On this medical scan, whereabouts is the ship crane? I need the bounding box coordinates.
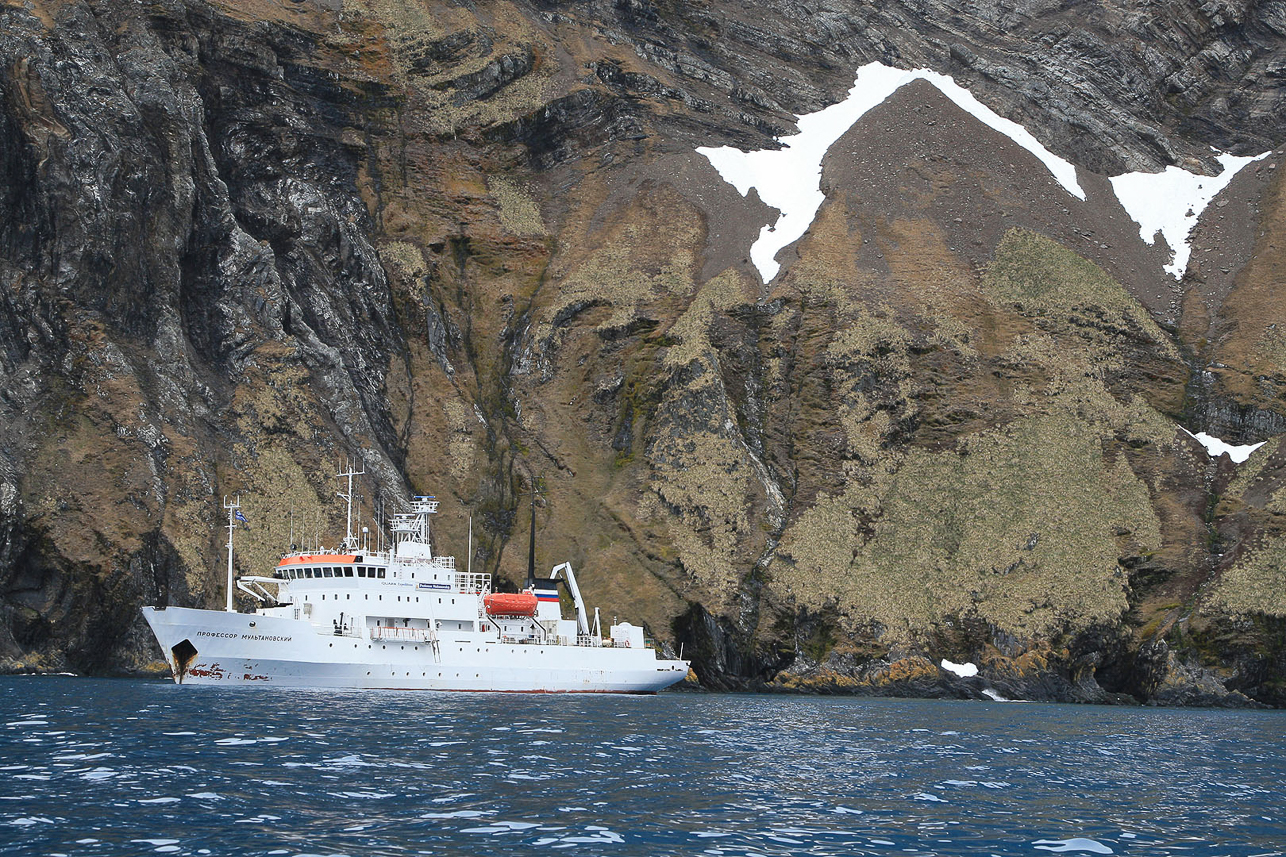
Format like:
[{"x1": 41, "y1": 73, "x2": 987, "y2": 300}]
[{"x1": 548, "y1": 562, "x2": 590, "y2": 637}]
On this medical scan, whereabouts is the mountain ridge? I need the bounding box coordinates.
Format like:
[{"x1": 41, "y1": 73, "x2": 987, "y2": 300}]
[{"x1": 0, "y1": 0, "x2": 1284, "y2": 705}]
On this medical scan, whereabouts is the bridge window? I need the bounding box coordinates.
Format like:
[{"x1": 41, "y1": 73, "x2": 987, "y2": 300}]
[
  {"x1": 357, "y1": 567, "x2": 366, "y2": 578},
  {"x1": 344, "y1": 568, "x2": 353, "y2": 577},
  {"x1": 377, "y1": 569, "x2": 385, "y2": 579}
]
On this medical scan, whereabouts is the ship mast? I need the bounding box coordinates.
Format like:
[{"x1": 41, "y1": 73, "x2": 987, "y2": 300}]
[
  {"x1": 336, "y1": 458, "x2": 365, "y2": 552},
  {"x1": 526, "y1": 480, "x2": 538, "y2": 591},
  {"x1": 223, "y1": 495, "x2": 241, "y2": 612}
]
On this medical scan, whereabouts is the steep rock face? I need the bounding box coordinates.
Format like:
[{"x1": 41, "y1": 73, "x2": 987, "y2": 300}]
[{"x1": 0, "y1": 0, "x2": 1283, "y2": 705}]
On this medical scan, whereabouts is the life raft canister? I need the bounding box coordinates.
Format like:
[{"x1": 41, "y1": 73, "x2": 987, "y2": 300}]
[{"x1": 484, "y1": 592, "x2": 539, "y2": 617}]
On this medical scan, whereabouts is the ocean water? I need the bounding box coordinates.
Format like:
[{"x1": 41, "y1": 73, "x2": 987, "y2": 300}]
[{"x1": 1, "y1": 678, "x2": 1283, "y2": 856}]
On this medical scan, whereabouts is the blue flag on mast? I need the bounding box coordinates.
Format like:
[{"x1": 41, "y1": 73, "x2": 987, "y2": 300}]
[{"x1": 235, "y1": 510, "x2": 249, "y2": 527}]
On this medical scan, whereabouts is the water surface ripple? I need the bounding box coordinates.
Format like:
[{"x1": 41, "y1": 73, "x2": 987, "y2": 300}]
[{"x1": 1, "y1": 678, "x2": 1283, "y2": 856}]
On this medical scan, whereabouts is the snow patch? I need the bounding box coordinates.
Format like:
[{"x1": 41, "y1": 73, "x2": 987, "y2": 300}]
[
  {"x1": 1110, "y1": 150, "x2": 1269, "y2": 279},
  {"x1": 940, "y1": 659, "x2": 978, "y2": 678},
  {"x1": 698, "y1": 62, "x2": 1084, "y2": 283},
  {"x1": 1180, "y1": 427, "x2": 1265, "y2": 464}
]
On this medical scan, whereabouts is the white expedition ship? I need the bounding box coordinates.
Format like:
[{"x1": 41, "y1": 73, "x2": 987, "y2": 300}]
[{"x1": 141, "y1": 475, "x2": 690, "y2": 693}]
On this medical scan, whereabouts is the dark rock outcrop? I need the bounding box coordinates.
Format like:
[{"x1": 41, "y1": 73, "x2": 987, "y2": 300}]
[{"x1": 0, "y1": 0, "x2": 1283, "y2": 706}]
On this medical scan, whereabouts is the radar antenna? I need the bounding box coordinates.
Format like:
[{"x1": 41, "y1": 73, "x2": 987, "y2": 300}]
[{"x1": 336, "y1": 457, "x2": 366, "y2": 552}]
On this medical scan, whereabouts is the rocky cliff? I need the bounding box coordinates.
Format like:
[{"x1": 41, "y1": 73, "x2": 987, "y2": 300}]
[{"x1": 1, "y1": 0, "x2": 1284, "y2": 705}]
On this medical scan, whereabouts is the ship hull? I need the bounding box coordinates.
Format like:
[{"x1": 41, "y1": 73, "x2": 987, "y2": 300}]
[{"x1": 142, "y1": 607, "x2": 689, "y2": 693}]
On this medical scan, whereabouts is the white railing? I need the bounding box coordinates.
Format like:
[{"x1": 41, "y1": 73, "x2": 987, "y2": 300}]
[
  {"x1": 369, "y1": 626, "x2": 432, "y2": 643},
  {"x1": 454, "y1": 572, "x2": 491, "y2": 593}
]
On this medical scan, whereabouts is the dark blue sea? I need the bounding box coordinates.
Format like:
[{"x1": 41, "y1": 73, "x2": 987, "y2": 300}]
[{"x1": 1, "y1": 678, "x2": 1283, "y2": 856}]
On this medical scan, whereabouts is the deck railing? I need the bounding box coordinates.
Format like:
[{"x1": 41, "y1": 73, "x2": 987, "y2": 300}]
[{"x1": 369, "y1": 626, "x2": 432, "y2": 643}]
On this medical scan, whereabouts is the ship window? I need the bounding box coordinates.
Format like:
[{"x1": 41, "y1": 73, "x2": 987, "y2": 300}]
[
  {"x1": 346, "y1": 594, "x2": 350, "y2": 600},
  {"x1": 323, "y1": 568, "x2": 333, "y2": 578},
  {"x1": 344, "y1": 568, "x2": 353, "y2": 577},
  {"x1": 377, "y1": 569, "x2": 385, "y2": 579},
  {"x1": 357, "y1": 567, "x2": 366, "y2": 578}
]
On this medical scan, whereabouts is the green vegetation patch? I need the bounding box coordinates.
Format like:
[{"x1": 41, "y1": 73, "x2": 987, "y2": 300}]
[
  {"x1": 1208, "y1": 538, "x2": 1286, "y2": 617},
  {"x1": 984, "y1": 228, "x2": 1178, "y2": 360}
]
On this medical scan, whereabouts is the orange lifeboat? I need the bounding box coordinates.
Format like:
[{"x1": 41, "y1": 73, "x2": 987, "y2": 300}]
[{"x1": 484, "y1": 592, "x2": 539, "y2": 617}]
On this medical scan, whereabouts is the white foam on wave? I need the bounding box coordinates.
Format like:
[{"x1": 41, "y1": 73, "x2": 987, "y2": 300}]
[
  {"x1": 1034, "y1": 838, "x2": 1114, "y2": 854},
  {"x1": 1110, "y1": 151, "x2": 1269, "y2": 278},
  {"x1": 911, "y1": 792, "x2": 949, "y2": 803},
  {"x1": 698, "y1": 61, "x2": 1085, "y2": 282},
  {"x1": 421, "y1": 810, "x2": 492, "y2": 819},
  {"x1": 79, "y1": 768, "x2": 116, "y2": 781},
  {"x1": 461, "y1": 820, "x2": 542, "y2": 834}
]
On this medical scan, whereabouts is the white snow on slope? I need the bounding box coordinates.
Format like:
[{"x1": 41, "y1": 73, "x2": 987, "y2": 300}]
[
  {"x1": 698, "y1": 62, "x2": 1085, "y2": 283},
  {"x1": 1110, "y1": 151, "x2": 1269, "y2": 279},
  {"x1": 1180, "y1": 426, "x2": 1265, "y2": 464},
  {"x1": 940, "y1": 659, "x2": 978, "y2": 678}
]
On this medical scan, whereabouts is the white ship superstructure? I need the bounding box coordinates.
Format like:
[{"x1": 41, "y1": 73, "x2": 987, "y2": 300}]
[{"x1": 142, "y1": 483, "x2": 689, "y2": 693}]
